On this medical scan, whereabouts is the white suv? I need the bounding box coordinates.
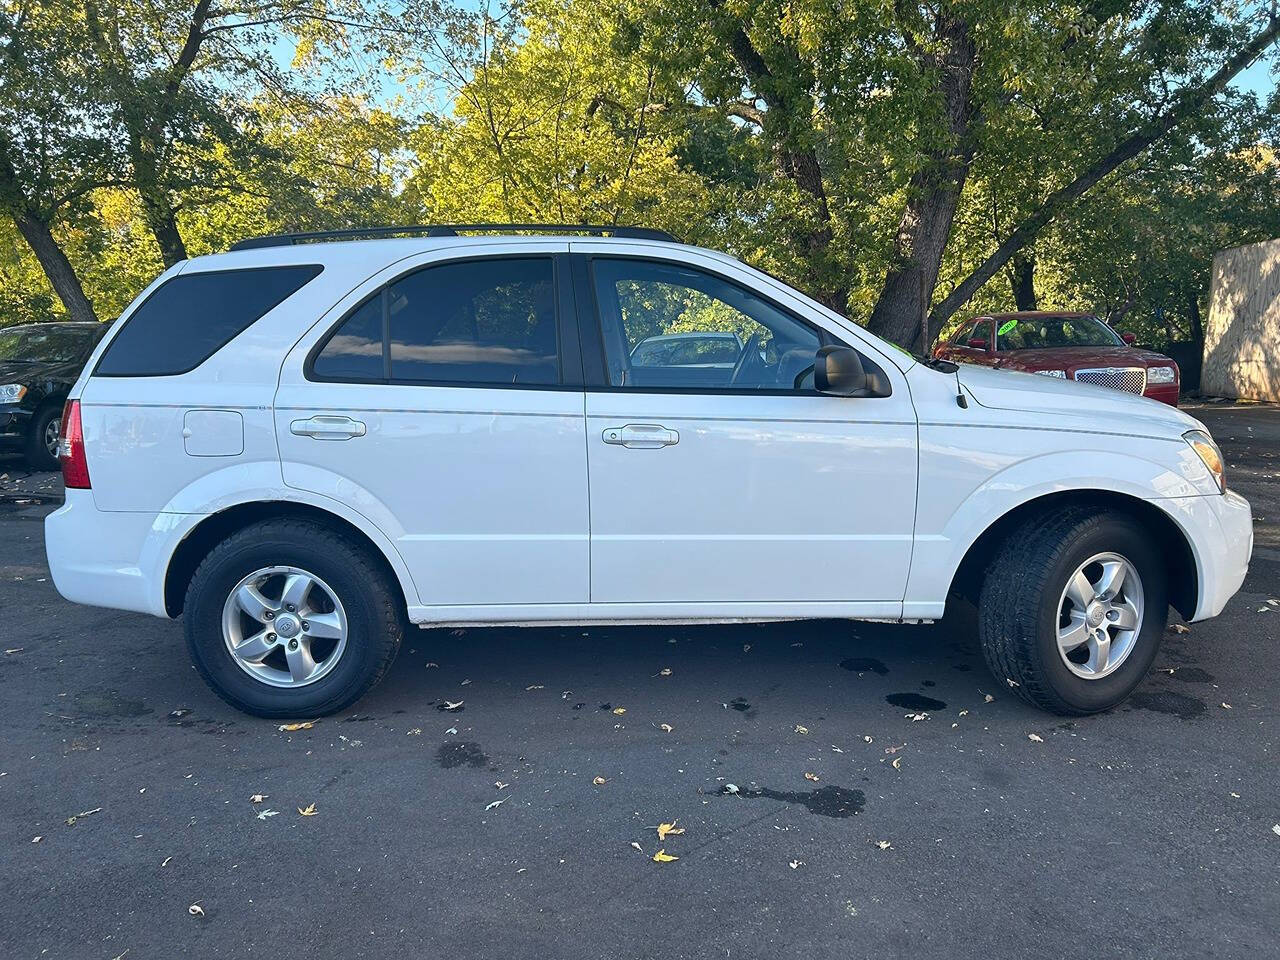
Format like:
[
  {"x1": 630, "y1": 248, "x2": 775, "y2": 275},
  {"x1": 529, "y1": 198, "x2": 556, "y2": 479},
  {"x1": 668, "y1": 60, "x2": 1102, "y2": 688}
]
[{"x1": 45, "y1": 225, "x2": 1252, "y2": 718}]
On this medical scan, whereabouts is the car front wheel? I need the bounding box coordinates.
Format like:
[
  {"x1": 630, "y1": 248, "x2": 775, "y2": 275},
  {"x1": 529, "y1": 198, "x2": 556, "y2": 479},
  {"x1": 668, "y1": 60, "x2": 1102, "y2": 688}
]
[
  {"x1": 24, "y1": 404, "x2": 62, "y2": 471},
  {"x1": 184, "y1": 519, "x2": 404, "y2": 718},
  {"x1": 978, "y1": 507, "x2": 1168, "y2": 715}
]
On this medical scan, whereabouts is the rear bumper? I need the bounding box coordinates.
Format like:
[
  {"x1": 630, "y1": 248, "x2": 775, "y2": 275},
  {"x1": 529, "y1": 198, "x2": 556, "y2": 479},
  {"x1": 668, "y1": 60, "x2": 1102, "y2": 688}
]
[
  {"x1": 1157, "y1": 490, "x2": 1253, "y2": 621},
  {"x1": 45, "y1": 490, "x2": 182, "y2": 618}
]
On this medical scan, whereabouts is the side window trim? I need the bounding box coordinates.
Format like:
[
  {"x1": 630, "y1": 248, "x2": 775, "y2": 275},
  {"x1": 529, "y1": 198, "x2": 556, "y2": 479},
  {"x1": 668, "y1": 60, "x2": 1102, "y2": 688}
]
[
  {"x1": 305, "y1": 253, "x2": 582, "y2": 391},
  {"x1": 572, "y1": 253, "x2": 875, "y2": 397}
]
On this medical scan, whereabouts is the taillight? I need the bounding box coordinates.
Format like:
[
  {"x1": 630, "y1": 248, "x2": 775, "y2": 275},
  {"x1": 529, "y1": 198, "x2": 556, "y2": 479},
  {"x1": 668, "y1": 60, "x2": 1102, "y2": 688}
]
[{"x1": 59, "y1": 399, "x2": 91, "y2": 489}]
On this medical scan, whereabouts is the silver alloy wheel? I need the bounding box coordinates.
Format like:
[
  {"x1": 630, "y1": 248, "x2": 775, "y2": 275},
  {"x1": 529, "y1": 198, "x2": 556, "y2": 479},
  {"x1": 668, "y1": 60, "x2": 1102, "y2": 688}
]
[
  {"x1": 221, "y1": 565, "x2": 348, "y2": 688},
  {"x1": 44, "y1": 417, "x2": 61, "y2": 458},
  {"x1": 1055, "y1": 551, "x2": 1144, "y2": 680}
]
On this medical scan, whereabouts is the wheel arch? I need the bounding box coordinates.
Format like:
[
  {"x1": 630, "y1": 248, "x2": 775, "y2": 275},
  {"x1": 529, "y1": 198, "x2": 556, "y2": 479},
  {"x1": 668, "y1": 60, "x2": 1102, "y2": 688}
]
[
  {"x1": 164, "y1": 500, "x2": 411, "y2": 618},
  {"x1": 946, "y1": 489, "x2": 1199, "y2": 620}
]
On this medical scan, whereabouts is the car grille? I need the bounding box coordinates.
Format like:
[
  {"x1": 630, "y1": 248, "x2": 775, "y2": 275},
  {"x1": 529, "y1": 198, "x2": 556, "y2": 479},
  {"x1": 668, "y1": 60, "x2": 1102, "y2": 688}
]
[{"x1": 1073, "y1": 366, "x2": 1147, "y2": 395}]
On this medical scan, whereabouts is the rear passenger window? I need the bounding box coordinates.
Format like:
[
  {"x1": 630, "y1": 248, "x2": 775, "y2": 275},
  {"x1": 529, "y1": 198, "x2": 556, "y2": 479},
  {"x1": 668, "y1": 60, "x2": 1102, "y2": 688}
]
[
  {"x1": 311, "y1": 258, "x2": 559, "y2": 386},
  {"x1": 96, "y1": 265, "x2": 323, "y2": 376}
]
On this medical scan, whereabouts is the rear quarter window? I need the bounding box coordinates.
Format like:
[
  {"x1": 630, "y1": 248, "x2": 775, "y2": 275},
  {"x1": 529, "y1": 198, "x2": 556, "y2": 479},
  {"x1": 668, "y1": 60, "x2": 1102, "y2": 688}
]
[{"x1": 95, "y1": 264, "x2": 323, "y2": 377}]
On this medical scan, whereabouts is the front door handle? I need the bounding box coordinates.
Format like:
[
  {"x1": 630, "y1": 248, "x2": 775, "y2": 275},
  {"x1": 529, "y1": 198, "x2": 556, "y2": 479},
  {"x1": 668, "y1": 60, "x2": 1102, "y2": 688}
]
[
  {"x1": 602, "y1": 424, "x2": 679, "y2": 449},
  {"x1": 290, "y1": 415, "x2": 366, "y2": 440}
]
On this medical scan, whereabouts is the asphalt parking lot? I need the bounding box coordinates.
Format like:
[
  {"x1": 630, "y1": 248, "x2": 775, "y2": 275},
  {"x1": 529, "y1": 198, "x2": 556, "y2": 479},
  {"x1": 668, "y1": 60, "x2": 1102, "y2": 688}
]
[{"x1": 1, "y1": 401, "x2": 1276, "y2": 960}]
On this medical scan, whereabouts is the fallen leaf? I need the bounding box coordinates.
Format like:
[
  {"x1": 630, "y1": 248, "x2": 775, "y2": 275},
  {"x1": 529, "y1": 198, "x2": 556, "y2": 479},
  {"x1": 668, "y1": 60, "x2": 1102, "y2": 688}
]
[
  {"x1": 892, "y1": 756, "x2": 902, "y2": 770},
  {"x1": 592, "y1": 776, "x2": 608, "y2": 786},
  {"x1": 630, "y1": 842, "x2": 643, "y2": 853},
  {"x1": 657, "y1": 820, "x2": 685, "y2": 840},
  {"x1": 958, "y1": 710, "x2": 969, "y2": 717},
  {"x1": 1028, "y1": 733, "x2": 1044, "y2": 743},
  {"x1": 658, "y1": 668, "x2": 672, "y2": 677},
  {"x1": 161, "y1": 856, "x2": 172, "y2": 867},
  {"x1": 1272, "y1": 824, "x2": 1280, "y2": 837},
  {"x1": 445, "y1": 726, "x2": 458, "y2": 735},
  {"x1": 442, "y1": 700, "x2": 464, "y2": 711},
  {"x1": 31, "y1": 836, "x2": 41, "y2": 843},
  {"x1": 659, "y1": 723, "x2": 674, "y2": 733},
  {"x1": 612, "y1": 707, "x2": 626, "y2": 715},
  {"x1": 256, "y1": 809, "x2": 279, "y2": 820},
  {"x1": 495, "y1": 781, "x2": 509, "y2": 790},
  {"x1": 876, "y1": 840, "x2": 891, "y2": 850},
  {"x1": 722, "y1": 783, "x2": 740, "y2": 795},
  {"x1": 1005, "y1": 678, "x2": 1020, "y2": 688},
  {"x1": 804, "y1": 772, "x2": 820, "y2": 782},
  {"x1": 789, "y1": 859, "x2": 802, "y2": 869},
  {"x1": 188, "y1": 903, "x2": 204, "y2": 917},
  {"x1": 297, "y1": 804, "x2": 318, "y2": 817},
  {"x1": 250, "y1": 794, "x2": 268, "y2": 803},
  {"x1": 65, "y1": 807, "x2": 102, "y2": 826},
  {"x1": 525, "y1": 684, "x2": 544, "y2": 691},
  {"x1": 794, "y1": 724, "x2": 809, "y2": 735},
  {"x1": 277, "y1": 721, "x2": 314, "y2": 732},
  {"x1": 425, "y1": 662, "x2": 439, "y2": 668},
  {"x1": 742, "y1": 644, "x2": 751, "y2": 653},
  {"x1": 1168, "y1": 623, "x2": 1190, "y2": 634},
  {"x1": 4, "y1": 648, "x2": 22, "y2": 655},
  {"x1": 983, "y1": 694, "x2": 995, "y2": 703},
  {"x1": 863, "y1": 736, "x2": 873, "y2": 743},
  {"x1": 906, "y1": 712, "x2": 928, "y2": 721},
  {"x1": 485, "y1": 798, "x2": 507, "y2": 812},
  {"x1": 406, "y1": 728, "x2": 422, "y2": 736},
  {"x1": 1221, "y1": 702, "x2": 1232, "y2": 710},
  {"x1": 652, "y1": 849, "x2": 679, "y2": 863}
]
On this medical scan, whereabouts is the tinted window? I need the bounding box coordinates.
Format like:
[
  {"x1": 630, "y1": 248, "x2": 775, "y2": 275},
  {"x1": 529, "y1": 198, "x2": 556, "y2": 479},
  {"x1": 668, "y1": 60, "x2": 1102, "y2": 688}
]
[
  {"x1": 96, "y1": 265, "x2": 322, "y2": 376},
  {"x1": 591, "y1": 258, "x2": 821, "y2": 391},
  {"x1": 0, "y1": 325, "x2": 99, "y2": 364},
  {"x1": 388, "y1": 258, "x2": 557, "y2": 385},
  {"x1": 311, "y1": 295, "x2": 384, "y2": 380}
]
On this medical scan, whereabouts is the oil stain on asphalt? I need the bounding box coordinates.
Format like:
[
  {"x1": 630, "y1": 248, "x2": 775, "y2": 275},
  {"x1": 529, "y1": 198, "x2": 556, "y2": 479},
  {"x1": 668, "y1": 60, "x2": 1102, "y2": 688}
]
[
  {"x1": 1128, "y1": 690, "x2": 1206, "y2": 719},
  {"x1": 436, "y1": 741, "x2": 489, "y2": 768},
  {"x1": 734, "y1": 784, "x2": 867, "y2": 818},
  {"x1": 840, "y1": 657, "x2": 888, "y2": 675},
  {"x1": 885, "y1": 692, "x2": 947, "y2": 711}
]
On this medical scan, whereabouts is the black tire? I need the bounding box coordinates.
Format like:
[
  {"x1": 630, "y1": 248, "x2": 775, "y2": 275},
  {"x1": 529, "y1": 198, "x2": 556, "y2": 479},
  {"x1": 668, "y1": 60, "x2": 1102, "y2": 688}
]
[
  {"x1": 978, "y1": 507, "x2": 1168, "y2": 715},
  {"x1": 184, "y1": 519, "x2": 404, "y2": 718},
  {"x1": 24, "y1": 403, "x2": 62, "y2": 471}
]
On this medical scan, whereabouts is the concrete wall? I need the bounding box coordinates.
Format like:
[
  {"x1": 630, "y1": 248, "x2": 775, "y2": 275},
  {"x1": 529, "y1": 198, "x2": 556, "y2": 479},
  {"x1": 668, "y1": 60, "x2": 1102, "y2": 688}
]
[{"x1": 1202, "y1": 238, "x2": 1280, "y2": 401}]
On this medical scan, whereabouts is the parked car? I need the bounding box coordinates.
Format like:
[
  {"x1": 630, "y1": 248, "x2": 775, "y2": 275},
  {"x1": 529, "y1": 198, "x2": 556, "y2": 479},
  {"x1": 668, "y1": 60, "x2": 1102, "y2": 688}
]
[
  {"x1": 45, "y1": 226, "x2": 1251, "y2": 719},
  {"x1": 0, "y1": 322, "x2": 107, "y2": 469},
  {"x1": 934, "y1": 311, "x2": 1181, "y2": 406}
]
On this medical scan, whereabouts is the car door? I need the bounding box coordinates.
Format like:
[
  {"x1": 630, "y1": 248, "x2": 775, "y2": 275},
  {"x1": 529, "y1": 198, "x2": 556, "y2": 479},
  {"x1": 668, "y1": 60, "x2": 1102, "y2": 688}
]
[
  {"x1": 275, "y1": 245, "x2": 590, "y2": 609},
  {"x1": 571, "y1": 247, "x2": 918, "y2": 614}
]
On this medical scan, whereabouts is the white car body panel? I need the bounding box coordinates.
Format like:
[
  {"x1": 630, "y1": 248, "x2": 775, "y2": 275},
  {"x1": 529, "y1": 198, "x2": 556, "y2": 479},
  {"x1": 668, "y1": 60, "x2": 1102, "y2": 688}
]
[{"x1": 46, "y1": 234, "x2": 1252, "y2": 634}]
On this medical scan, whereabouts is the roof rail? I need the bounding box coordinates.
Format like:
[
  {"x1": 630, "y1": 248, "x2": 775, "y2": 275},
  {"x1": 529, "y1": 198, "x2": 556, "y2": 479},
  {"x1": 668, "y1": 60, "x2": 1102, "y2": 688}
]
[{"x1": 228, "y1": 223, "x2": 678, "y2": 251}]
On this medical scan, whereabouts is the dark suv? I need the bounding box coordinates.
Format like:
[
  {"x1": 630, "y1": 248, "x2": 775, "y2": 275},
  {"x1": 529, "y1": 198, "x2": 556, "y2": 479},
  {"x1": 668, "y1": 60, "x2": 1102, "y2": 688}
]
[{"x1": 0, "y1": 322, "x2": 106, "y2": 469}]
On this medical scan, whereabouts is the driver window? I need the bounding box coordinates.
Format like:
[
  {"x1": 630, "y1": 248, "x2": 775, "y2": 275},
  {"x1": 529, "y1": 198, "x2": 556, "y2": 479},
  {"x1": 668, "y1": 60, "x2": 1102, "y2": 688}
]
[{"x1": 590, "y1": 258, "x2": 822, "y2": 391}]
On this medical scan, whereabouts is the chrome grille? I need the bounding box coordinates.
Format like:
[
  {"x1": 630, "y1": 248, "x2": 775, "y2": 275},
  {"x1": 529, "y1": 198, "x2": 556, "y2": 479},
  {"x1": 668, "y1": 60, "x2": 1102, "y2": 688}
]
[{"x1": 1073, "y1": 366, "x2": 1146, "y2": 394}]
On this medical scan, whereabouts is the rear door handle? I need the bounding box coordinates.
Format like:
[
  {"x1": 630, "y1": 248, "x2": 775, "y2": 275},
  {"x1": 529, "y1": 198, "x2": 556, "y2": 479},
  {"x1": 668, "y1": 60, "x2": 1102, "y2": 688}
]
[
  {"x1": 602, "y1": 424, "x2": 679, "y2": 449},
  {"x1": 290, "y1": 415, "x2": 366, "y2": 440}
]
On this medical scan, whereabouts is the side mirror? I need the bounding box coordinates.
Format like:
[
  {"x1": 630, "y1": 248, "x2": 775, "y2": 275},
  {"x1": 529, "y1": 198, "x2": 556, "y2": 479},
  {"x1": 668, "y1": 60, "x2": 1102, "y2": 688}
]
[
  {"x1": 1120, "y1": 332, "x2": 1137, "y2": 345},
  {"x1": 815, "y1": 345, "x2": 868, "y2": 397},
  {"x1": 967, "y1": 337, "x2": 990, "y2": 350}
]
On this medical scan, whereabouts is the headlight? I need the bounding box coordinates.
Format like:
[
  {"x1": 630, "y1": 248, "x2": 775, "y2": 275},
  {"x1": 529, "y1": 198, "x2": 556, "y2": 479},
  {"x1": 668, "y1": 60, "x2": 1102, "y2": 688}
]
[
  {"x1": 1184, "y1": 429, "x2": 1225, "y2": 494},
  {"x1": 0, "y1": 384, "x2": 27, "y2": 403},
  {"x1": 1147, "y1": 366, "x2": 1177, "y2": 384},
  {"x1": 1035, "y1": 369, "x2": 1067, "y2": 379}
]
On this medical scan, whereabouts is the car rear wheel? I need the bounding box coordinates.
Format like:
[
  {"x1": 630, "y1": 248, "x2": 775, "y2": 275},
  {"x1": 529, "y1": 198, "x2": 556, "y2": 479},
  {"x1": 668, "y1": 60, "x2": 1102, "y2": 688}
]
[
  {"x1": 978, "y1": 507, "x2": 1168, "y2": 715},
  {"x1": 184, "y1": 519, "x2": 403, "y2": 718},
  {"x1": 24, "y1": 404, "x2": 62, "y2": 471}
]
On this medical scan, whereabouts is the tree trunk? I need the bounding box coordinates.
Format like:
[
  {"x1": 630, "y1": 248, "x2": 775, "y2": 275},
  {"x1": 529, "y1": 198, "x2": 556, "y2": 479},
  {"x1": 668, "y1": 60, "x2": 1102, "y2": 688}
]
[
  {"x1": 1186, "y1": 289, "x2": 1203, "y2": 349},
  {"x1": 927, "y1": 14, "x2": 1280, "y2": 338},
  {"x1": 132, "y1": 142, "x2": 187, "y2": 266},
  {"x1": 12, "y1": 213, "x2": 98, "y2": 324},
  {"x1": 1010, "y1": 254, "x2": 1037, "y2": 310},
  {"x1": 865, "y1": 8, "x2": 977, "y2": 352}
]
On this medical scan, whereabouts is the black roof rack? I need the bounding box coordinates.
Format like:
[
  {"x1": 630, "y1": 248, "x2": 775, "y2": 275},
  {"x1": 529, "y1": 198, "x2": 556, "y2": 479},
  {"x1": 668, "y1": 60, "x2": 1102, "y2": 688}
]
[{"x1": 229, "y1": 223, "x2": 677, "y2": 251}]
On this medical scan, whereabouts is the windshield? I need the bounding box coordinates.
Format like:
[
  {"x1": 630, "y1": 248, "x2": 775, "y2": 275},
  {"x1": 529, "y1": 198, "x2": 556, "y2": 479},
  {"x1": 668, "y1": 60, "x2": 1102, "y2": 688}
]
[
  {"x1": 0, "y1": 325, "x2": 96, "y2": 364},
  {"x1": 996, "y1": 314, "x2": 1123, "y2": 351}
]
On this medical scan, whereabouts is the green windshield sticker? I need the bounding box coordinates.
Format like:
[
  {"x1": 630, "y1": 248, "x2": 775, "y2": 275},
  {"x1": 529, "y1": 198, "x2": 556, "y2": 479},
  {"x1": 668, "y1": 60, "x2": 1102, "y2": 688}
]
[{"x1": 997, "y1": 319, "x2": 1018, "y2": 336}]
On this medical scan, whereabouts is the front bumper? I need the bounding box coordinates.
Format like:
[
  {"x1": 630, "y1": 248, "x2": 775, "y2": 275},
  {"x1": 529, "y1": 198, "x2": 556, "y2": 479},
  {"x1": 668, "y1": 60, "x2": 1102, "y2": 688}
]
[
  {"x1": 1157, "y1": 490, "x2": 1253, "y2": 621},
  {"x1": 0, "y1": 408, "x2": 32, "y2": 447},
  {"x1": 1142, "y1": 382, "x2": 1180, "y2": 407}
]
